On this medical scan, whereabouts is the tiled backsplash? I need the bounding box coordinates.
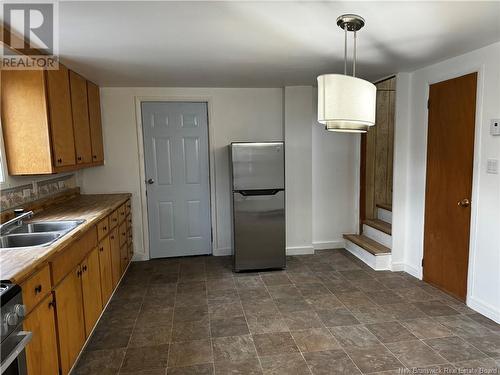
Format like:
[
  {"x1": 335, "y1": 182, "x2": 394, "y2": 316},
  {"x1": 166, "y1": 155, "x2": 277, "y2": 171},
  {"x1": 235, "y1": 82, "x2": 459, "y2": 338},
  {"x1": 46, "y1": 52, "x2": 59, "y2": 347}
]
[{"x1": 0, "y1": 174, "x2": 77, "y2": 211}]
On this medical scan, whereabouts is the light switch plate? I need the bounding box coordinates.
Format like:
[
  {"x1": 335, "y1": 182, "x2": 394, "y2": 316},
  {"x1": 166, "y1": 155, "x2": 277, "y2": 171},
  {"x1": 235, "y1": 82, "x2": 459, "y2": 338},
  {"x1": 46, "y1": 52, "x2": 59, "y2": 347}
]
[
  {"x1": 487, "y1": 159, "x2": 498, "y2": 174},
  {"x1": 491, "y1": 119, "x2": 500, "y2": 136}
]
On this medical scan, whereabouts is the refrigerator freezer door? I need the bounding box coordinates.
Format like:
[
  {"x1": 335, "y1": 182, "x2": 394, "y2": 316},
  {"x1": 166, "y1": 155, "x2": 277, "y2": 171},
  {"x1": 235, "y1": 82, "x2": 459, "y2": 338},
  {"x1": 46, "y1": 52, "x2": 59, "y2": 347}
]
[
  {"x1": 231, "y1": 142, "x2": 284, "y2": 190},
  {"x1": 233, "y1": 190, "x2": 285, "y2": 271}
]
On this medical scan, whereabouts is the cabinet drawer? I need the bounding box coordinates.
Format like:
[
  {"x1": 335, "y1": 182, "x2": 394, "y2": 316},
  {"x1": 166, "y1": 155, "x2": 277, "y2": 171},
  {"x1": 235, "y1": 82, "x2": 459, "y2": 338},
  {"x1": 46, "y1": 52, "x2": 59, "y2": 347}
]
[
  {"x1": 22, "y1": 265, "x2": 51, "y2": 314},
  {"x1": 119, "y1": 222, "x2": 127, "y2": 247},
  {"x1": 125, "y1": 199, "x2": 131, "y2": 215},
  {"x1": 109, "y1": 210, "x2": 119, "y2": 229},
  {"x1": 118, "y1": 204, "x2": 126, "y2": 223},
  {"x1": 97, "y1": 217, "x2": 109, "y2": 241},
  {"x1": 51, "y1": 227, "x2": 97, "y2": 285}
]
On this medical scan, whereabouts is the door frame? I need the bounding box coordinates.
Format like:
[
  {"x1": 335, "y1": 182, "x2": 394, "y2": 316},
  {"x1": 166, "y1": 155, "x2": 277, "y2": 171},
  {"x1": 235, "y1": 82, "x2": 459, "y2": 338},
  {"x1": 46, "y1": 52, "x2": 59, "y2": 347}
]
[
  {"x1": 134, "y1": 96, "x2": 217, "y2": 260},
  {"x1": 422, "y1": 66, "x2": 484, "y2": 304}
]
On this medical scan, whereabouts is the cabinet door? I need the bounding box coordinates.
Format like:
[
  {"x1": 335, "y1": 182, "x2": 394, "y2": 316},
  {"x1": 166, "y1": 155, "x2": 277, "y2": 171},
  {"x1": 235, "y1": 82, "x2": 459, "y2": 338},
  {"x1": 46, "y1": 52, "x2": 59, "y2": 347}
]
[
  {"x1": 81, "y1": 247, "x2": 103, "y2": 337},
  {"x1": 109, "y1": 227, "x2": 121, "y2": 288},
  {"x1": 24, "y1": 294, "x2": 59, "y2": 375},
  {"x1": 98, "y1": 236, "x2": 113, "y2": 304},
  {"x1": 87, "y1": 81, "x2": 104, "y2": 163},
  {"x1": 46, "y1": 64, "x2": 76, "y2": 167},
  {"x1": 54, "y1": 266, "x2": 85, "y2": 375},
  {"x1": 69, "y1": 70, "x2": 92, "y2": 164},
  {"x1": 120, "y1": 244, "x2": 128, "y2": 275}
]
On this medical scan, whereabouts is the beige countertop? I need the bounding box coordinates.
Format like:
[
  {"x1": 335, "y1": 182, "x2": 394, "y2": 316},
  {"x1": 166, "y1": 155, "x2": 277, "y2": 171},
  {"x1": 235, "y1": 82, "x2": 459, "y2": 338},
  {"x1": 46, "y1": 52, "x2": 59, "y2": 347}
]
[{"x1": 0, "y1": 193, "x2": 131, "y2": 284}]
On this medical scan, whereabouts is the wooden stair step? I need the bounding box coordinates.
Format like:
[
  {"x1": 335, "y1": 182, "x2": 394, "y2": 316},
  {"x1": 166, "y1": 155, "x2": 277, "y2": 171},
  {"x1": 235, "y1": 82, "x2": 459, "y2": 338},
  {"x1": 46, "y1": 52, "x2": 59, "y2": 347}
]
[
  {"x1": 363, "y1": 219, "x2": 392, "y2": 235},
  {"x1": 376, "y1": 202, "x2": 392, "y2": 212},
  {"x1": 343, "y1": 234, "x2": 391, "y2": 256}
]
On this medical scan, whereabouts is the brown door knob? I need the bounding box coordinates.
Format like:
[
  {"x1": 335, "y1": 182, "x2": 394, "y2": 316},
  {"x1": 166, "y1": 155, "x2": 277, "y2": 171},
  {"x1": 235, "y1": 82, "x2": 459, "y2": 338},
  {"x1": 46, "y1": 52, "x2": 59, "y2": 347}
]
[{"x1": 458, "y1": 198, "x2": 470, "y2": 208}]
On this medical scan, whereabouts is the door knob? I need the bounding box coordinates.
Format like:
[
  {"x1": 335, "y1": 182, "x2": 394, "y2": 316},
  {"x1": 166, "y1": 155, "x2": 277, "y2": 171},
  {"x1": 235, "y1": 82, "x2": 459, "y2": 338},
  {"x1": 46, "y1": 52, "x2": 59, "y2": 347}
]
[
  {"x1": 147, "y1": 178, "x2": 155, "y2": 184},
  {"x1": 458, "y1": 198, "x2": 470, "y2": 208}
]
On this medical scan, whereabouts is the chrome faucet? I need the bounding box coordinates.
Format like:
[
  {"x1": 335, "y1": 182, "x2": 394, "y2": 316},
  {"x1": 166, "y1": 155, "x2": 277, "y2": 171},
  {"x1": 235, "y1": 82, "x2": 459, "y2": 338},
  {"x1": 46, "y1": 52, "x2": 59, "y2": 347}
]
[{"x1": 0, "y1": 210, "x2": 34, "y2": 235}]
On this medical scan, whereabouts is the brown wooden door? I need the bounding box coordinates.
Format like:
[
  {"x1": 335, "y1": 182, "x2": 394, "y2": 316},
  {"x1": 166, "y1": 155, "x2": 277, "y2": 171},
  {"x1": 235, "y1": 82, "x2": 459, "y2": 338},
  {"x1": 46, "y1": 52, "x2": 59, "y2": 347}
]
[
  {"x1": 423, "y1": 72, "x2": 477, "y2": 301},
  {"x1": 54, "y1": 266, "x2": 85, "y2": 375},
  {"x1": 109, "y1": 227, "x2": 122, "y2": 288},
  {"x1": 87, "y1": 81, "x2": 105, "y2": 163},
  {"x1": 81, "y1": 247, "x2": 103, "y2": 336},
  {"x1": 24, "y1": 294, "x2": 59, "y2": 375},
  {"x1": 46, "y1": 64, "x2": 76, "y2": 167},
  {"x1": 98, "y1": 236, "x2": 113, "y2": 304},
  {"x1": 69, "y1": 70, "x2": 92, "y2": 164}
]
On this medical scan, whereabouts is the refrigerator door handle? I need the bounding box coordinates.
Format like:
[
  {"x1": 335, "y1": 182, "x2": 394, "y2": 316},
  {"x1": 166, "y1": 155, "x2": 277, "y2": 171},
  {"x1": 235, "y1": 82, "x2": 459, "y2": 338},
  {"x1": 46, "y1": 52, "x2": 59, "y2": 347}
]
[{"x1": 237, "y1": 189, "x2": 282, "y2": 197}]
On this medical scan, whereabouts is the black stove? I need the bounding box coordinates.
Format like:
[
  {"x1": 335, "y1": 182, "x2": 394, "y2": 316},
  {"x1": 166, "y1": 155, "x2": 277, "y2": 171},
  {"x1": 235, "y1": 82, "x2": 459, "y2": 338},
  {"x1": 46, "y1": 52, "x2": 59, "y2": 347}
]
[{"x1": 0, "y1": 281, "x2": 30, "y2": 375}]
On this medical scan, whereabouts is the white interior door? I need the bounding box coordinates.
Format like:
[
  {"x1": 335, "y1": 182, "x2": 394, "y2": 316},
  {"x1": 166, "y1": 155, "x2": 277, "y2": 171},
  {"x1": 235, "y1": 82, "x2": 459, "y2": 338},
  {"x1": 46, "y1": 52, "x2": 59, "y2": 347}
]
[{"x1": 142, "y1": 102, "x2": 211, "y2": 258}]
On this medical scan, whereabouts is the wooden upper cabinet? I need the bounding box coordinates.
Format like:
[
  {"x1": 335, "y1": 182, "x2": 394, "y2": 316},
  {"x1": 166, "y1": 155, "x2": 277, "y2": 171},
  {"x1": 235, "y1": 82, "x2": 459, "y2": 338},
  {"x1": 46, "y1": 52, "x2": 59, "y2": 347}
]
[
  {"x1": 69, "y1": 71, "x2": 92, "y2": 164},
  {"x1": 87, "y1": 81, "x2": 105, "y2": 163},
  {"x1": 46, "y1": 65, "x2": 76, "y2": 167},
  {"x1": 1, "y1": 70, "x2": 53, "y2": 174},
  {"x1": 0, "y1": 66, "x2": 105, "y2": 174}
]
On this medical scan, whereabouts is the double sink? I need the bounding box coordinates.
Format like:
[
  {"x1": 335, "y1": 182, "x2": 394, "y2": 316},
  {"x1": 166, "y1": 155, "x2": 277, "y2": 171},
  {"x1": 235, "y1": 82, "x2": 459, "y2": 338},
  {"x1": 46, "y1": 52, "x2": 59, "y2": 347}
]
[{"x1": 0, "y1": 220, "x2": 85, "y2": 249}]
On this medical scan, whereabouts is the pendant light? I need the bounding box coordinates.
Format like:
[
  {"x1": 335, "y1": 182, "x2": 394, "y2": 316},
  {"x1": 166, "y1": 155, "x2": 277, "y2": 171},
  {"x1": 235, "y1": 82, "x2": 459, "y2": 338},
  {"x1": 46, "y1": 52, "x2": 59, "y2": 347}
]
[{"x1": 317, "y1": 14, "x2": 376, "y2": 133}]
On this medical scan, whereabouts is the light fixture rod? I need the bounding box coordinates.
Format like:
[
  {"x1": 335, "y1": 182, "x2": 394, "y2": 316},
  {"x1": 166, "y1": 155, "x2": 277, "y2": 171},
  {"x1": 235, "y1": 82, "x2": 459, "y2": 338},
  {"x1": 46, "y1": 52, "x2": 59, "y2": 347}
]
[
  {"x1": 353, "y1": 30, "x2": 357, "y2": 77},
  {"x1": 344, "y1": 25, "x2": 348, "y2": 75}
]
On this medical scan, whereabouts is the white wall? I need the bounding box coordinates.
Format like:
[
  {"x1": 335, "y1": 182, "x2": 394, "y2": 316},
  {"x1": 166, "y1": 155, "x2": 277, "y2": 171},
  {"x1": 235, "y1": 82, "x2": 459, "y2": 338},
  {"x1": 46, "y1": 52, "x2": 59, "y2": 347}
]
[
  {"x1": 79, "y1": 87, "x2": 284, "y2": 258},
  {"x1": 393, "y1": 42, "x2": 500, "y2": 322},
  {"x1": 312, "y1": 92, "x2": 359, "y2": 249},
  {"x1": 284, "y1": 87, "x2": 313, "y2": 254}
]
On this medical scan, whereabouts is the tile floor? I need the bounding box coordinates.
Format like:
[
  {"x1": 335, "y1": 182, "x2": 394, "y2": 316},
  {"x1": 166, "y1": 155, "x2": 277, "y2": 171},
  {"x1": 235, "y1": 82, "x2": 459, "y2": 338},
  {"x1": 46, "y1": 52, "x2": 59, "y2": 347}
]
[{"x1": 74, "y1": 249, "x2": 500, "y2": 375}]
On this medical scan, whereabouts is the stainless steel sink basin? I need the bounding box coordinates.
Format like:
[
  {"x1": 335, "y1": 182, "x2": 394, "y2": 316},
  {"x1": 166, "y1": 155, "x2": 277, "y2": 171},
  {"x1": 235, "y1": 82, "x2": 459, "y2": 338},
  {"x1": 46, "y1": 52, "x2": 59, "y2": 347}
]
[
  {"x1": 0, "y1": 233, "x2": 61, "y2": 248},
  {"x1": 8, "y1": 220, "x2": 85, "y2": 234}
]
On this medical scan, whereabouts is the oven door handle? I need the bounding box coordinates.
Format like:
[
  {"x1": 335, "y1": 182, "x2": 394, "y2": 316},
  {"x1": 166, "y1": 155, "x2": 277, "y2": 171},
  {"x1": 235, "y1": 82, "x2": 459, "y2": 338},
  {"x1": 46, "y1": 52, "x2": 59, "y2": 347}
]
[{"x1": 0, "y1": 331, "x2": 32, "y2": 374}]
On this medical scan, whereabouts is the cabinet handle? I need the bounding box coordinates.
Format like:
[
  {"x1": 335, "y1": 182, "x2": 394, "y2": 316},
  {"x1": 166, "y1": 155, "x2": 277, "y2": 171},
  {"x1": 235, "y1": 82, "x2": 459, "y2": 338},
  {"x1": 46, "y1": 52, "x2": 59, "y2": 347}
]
[
  {"x1": 77, "y1": 270, "x2": 82, "y2": 277},
  {"x1": 77, "y1": 156, "x2": 82, "y2": 161},
  {"x1": 93, "y1": 155, "x2": 97, "y2": 159},
  {"x1": 103, "y1": 226, "x2": 107, "y2": 231},
  {"x1": 110, "y1": 235, "x2": 114, "y2": 240},
  {"x1": 82, "y1": 265, "x2": 88, "y2": 272},
  {"x1": 99, "y1": 246, "x2": 104, "y2": 252},
  {"x1": 48, "y1": 299, "x2": 56, "y2": 309},
  {"x1": 57, "y1": 158, "x2": 62, "y2": 164},
  {"x1": 113, "y1": 218, "x2": 117, "y2": 222},
  {"x1": 34, "y1": 285, "x2": 42, "y2": 294}
]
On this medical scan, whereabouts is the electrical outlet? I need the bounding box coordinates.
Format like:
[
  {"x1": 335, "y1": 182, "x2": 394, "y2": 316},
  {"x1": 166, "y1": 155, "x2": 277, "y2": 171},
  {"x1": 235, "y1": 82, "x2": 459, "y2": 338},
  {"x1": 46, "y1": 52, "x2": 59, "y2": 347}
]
[
  {"x1": 491, "y1": 119, "x2": 500, "y2": 136},
  {"x1": 487, "y1": 159, "x2": 498, "y2": 174}
]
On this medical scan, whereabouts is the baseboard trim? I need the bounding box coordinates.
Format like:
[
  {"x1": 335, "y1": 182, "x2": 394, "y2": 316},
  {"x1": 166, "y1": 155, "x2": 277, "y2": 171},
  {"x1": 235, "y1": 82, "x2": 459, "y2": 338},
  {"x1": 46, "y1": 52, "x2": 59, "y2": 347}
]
[
  {"x1": 313, "y1": 240, "x2": 345, "y2": 250},
  {"x1": 403, "y1": 263, "x2": 423, "y2": 279},
  {"x1": 286, "y1": 246, "x2": 315, "y2": 255},
  {"x1": 467, "y1": 297, "x2": 500, "y2": 324},
  {"x1": 213, "y1": 247, "x2": 232, "y2": 256},
  {"x1": 390, "y1": 262, "x2": 405, "y2": 272}
]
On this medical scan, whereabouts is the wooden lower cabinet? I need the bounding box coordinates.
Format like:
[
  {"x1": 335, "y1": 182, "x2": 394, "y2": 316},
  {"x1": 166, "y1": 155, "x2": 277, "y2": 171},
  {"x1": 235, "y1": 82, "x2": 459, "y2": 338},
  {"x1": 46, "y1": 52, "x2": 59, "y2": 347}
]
[
  {"x1": 109, "y1": 227, "x2": 122, "y2": 288},
  {"x1": 98, "y1": 236, "x2": 113, "y2": 304},
  {"x1": 81, "y1": 247, "x2": 103, "y2": 337},
  {"x1": 120, "y1": 244, "x2": 128, "y2": 274},
  {"x1": 54, "y1": 266, "x2": 86, "y2": 375},
  {"x1": 23, "y1": 294, "x2": 59, "y2": 375}
]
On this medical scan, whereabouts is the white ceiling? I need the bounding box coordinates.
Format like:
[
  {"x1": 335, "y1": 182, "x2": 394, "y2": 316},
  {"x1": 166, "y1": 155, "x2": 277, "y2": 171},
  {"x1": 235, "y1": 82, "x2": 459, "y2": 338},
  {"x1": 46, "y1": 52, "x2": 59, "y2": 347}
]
[{"x1": 56, "y1": 1, "x2": 500, "y2": 87}]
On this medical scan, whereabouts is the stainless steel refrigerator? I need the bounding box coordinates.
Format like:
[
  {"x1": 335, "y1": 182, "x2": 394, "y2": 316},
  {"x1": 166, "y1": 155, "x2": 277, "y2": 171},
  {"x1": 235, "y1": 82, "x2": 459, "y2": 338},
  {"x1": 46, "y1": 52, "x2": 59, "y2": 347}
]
[{"x1": 230, "y1": 142, "x2": 286, "y2": 271}]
